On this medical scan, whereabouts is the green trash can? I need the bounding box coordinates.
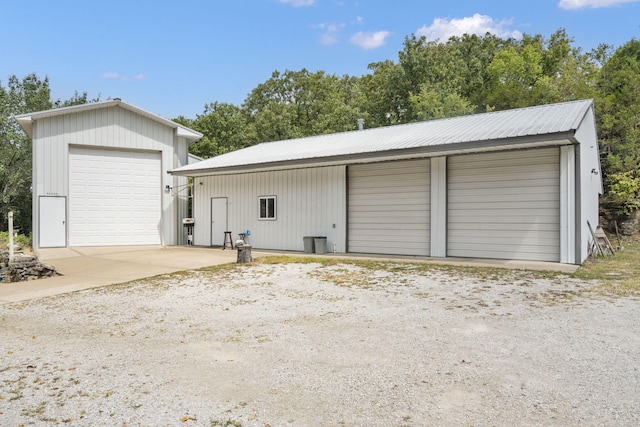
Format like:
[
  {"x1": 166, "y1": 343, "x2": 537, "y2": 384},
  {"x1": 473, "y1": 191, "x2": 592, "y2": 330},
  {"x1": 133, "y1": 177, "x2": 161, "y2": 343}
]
[{"x1": 303, "y1": 236, "x2": 315, "y2": 254}]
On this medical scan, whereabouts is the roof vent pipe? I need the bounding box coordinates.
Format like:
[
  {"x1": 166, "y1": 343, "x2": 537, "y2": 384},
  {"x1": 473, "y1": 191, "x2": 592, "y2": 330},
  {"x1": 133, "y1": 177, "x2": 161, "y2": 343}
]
[{"x1": 357, "y1": 118, "x2": 365, "y2": 131}]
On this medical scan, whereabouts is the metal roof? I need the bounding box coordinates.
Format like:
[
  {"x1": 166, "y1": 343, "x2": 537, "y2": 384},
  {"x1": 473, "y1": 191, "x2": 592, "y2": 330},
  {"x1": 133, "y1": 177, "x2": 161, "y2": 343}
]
[
  {"x1": 14, "y1": 99, "x2": 203, "y2": 141},
  {"x1": 170, "y1": 99, "x2": 594, "y2": 177}
]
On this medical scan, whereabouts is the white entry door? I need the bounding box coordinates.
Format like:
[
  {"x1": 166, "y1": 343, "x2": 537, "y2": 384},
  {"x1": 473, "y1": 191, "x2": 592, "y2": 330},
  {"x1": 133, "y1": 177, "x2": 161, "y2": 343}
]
[
  {"x1": 211, "y1": 197, "x2": 228, "y2": 246},
  {"x1": 39, "y1": 196, "x2": 67, "y2": 248}
]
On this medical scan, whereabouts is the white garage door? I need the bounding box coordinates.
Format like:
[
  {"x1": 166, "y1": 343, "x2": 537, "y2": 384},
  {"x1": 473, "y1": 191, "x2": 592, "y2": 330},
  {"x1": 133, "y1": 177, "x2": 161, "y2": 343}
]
[
  {"x1": 69, "y1": 147, "x2": 162, "y2": 246},
  {"x1": 448, "y1": 148, "x2": 560, "y2": 262},
  {"x1": 348, "y1": 159, "x2": 430, "y2": 256}
]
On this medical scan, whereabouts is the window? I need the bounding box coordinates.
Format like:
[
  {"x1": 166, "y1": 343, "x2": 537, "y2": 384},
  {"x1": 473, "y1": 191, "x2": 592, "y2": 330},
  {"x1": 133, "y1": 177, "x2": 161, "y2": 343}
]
[{"x1": 259, "y1": 196, "x2": 276, "y2": 220}]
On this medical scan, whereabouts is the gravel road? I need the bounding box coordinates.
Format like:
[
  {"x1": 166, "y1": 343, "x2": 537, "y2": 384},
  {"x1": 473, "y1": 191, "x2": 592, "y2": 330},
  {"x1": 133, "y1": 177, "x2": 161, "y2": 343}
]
[{"x1": 1, "y1": 261, "x2": 638, "y2": 426}]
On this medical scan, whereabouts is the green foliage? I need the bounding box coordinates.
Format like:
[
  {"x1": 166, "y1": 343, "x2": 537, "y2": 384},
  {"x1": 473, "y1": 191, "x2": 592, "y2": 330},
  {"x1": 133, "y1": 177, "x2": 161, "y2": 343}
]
[
  {"x1": 572, "y1": 239, "x2": 640, "y2": 296},
  {"x1": 596, "y1": 39, "x2": 640, "y2": 218},
  {"x1": 485, "y1": 29, "x2": 597, "y2": 109},
  {"x1": 0, "y1": 231, "x2": 32, "y2": 249},
  {"x1": 608, "y1": 171, "x2": 640, "y2": 215},
  {"x1": 1, "y1": 74, "x2": 93, "y2": 233},
  {"x1": 243, "y1": 68, "x2": 363, "y2": 142},
  {"x1": 409, "y1": 85, "x2": 474, "y2": 121},
  {"x1": 360, "y1": 60, "x2": 408, "y2": 126},
  {"x1": 178, "y1": 102, "x2": 256, "y2": 159},
  {"x1": 0, "y1": 74, "x2": 53, "y2": 233}
]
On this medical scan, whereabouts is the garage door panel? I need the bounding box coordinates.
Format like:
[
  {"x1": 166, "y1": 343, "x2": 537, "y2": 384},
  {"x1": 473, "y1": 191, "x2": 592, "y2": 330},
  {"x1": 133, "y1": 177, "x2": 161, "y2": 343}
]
[
  {"x1": 449, "y1": 222, "x2": 558, "y2": 232},
  {"x1": 349, "y1": 159, "x2": 430, "y2": 256},
  {"x1": 451, "y1": 173, "x2": 558, "y2": 183},
  {"x1": 69, "y1": 147, "x2": 161, "y2": 246},
  {"x1": 349, "y1": 238, "x2": 429, "y2": 249},
  {"x1": 447, "y1": 178, "x2": 559, "y2": 190},
  {"x1": 450, "y1": 186, "x2": 558, "y2": 198},
  {"x1": 350, "y1": 196, "x2": 429, "y2": 206},
  {"x1": 449, "y1": 240, "x2": 560, "y2": 251},
  {"x1": 449, "y1": 231, "x2": 560, "y2": 245},
  {"x1": 448, "y1": 148, "x2": 560, "y2": 262},
  {"x1": 449, "y1": 212, "x2": 559, "y2": 223},
  {"x1": 450, "y1": 248, "x2": 560, "y2": 262}
]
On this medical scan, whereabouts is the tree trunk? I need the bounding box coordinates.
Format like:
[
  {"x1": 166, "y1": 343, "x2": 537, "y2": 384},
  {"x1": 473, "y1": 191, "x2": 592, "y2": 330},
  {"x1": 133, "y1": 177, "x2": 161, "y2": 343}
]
[{"x1": 237, "y1": 245, "x2": 252, "y2": 263}]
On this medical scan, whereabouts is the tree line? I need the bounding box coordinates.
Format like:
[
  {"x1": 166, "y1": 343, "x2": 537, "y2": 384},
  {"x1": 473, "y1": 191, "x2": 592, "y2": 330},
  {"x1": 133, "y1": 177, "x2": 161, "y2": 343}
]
[{"x1": 2, "y1": 28, "x2": 639, "y2": 235}]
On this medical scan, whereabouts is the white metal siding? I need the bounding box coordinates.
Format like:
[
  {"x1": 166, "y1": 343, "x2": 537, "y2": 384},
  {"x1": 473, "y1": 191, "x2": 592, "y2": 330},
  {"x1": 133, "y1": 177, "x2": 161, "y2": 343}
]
[
  {"x1": 192, "y1": 166, "x2": 346, "y2": 251},
  {"x1": 574, "y1": 107, "x2": 602, "y2": 264},
  {"x1": 31, "y1": 105, "x2": 183, "y2": 248},
  {"x1": 448, "y1": 148, "x2": 560, "y2": 262},
  {"x1": 69, "y1": 147, "x2": 162, "y2": 246},
  {"x1": 348, "y1": 159, "x2": 430, "y2": 256}
]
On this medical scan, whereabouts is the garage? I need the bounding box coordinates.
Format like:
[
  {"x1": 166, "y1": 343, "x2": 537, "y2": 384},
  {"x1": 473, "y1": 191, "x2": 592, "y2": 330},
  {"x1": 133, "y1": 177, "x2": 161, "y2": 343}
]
[
  {"x1": 447, "y1": 148, "x2": 561, "y2": 262},
  {"x1": 69, "y1": 147, "x2": 162, "y2": 246},
  {"x1": 16, "y1": 99, "x2": 202, "y2": 249},
  {"x1": 348, "y1": 158, "x2": 430, "y2": 256},
  {"x1": 169, "y1": 99, "x2": 600, "y2": 265}
]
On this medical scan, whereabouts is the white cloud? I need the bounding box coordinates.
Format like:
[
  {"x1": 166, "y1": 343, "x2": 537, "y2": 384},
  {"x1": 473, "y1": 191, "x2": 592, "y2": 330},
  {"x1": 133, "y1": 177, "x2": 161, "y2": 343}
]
[
  {"x1": 312, "y1": 22, "x2": 347, "y2": 45},
  {"x1": 101, "y1": 72, "x2": 144, "y2": 81},
  {"x1": 101, "y1": 72, "x2": 120, "y2": 79},
  {"x1": 416, "y1": 13, "x2": 522, "y2": 42},
  {"x1": 278, "y1": 0, "x2": 315, "y2": 6},
  {"x1": 350, "y1": 31, "x2": 391, "y2": 49},
  {"x1": 559, "y1": 0, "x2": 639, "y2": 8}
]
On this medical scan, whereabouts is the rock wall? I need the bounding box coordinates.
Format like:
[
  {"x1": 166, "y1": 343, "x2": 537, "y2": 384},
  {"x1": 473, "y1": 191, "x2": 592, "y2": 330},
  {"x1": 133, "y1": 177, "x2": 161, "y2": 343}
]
[{"x1": 0, "y1": 247, "x2": 58, "y2": 283}]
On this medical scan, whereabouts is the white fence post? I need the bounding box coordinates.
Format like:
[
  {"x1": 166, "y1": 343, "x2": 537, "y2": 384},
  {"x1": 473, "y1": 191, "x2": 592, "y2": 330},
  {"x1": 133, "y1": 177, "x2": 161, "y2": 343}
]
[{"x1": 8, "y1": 211, "x2": 14, "y2": 264}]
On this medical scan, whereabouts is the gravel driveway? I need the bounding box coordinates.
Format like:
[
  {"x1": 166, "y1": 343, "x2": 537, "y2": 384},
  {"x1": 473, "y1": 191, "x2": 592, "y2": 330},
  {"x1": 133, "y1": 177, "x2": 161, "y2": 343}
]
[{"x1": 1, "y1": 260, "x2": 638, "y2": 426}]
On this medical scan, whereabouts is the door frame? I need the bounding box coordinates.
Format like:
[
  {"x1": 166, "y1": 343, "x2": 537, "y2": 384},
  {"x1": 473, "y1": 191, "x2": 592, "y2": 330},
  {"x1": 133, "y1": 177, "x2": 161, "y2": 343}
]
[
  {"x1": 210, "y1": 197, "x2": 228, "y2": 246},
  {"x1": 39, "y1": 196, "x2": 67, "y2": 248}
]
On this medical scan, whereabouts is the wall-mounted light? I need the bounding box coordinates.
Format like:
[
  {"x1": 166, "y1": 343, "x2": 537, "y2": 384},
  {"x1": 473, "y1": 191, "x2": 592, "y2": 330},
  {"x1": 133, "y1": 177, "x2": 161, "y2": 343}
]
[
  {"x1": 591, "y1": 168, "x2": 599, "y2": 175},
  {"x1": 165, "y1": 185, "x2": 172, "y2": 192}
]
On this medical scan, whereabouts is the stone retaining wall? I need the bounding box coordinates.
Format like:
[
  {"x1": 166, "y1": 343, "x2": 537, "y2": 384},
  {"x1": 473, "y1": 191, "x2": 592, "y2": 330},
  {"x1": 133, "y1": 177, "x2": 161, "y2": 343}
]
[{"x1": 0, "y1": 247, "x2": 58, "y2": 283}]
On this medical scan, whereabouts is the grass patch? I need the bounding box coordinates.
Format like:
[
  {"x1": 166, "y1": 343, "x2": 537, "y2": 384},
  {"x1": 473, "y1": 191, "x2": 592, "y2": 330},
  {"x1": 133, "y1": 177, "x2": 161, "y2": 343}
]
[
  {"x1": 572, "y1": 239, "x2": 640, "y2": 297},
  {"x1": 210, "y1": 420, "x2": 242, "y2": 427},
  {"x1": 0, "y1": 232, "x2": 32, "y2": 250}
]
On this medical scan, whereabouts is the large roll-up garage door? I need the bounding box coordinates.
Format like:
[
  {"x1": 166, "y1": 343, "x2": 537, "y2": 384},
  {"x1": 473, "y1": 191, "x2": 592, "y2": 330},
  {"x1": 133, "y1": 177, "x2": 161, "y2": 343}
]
[
  {"x1": 448, "y1": 148, "x2": 560, "y2": 262},
  {"x1": 69, "y1": 147, "x2": 162, "y2": 246},
  {"x1": 348, "y1": 159, "x2": 430, "y2": 256}
]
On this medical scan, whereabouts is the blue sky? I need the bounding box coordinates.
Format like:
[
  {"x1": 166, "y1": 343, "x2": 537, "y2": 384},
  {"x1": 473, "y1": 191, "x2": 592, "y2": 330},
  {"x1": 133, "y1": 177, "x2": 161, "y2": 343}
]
[{"x1": 2, "y1": 0, "x2": 639, "y2": 119}]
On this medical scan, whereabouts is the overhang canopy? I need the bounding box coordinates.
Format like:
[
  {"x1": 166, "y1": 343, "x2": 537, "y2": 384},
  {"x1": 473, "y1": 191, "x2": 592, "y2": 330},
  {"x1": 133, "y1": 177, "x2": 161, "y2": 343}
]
[{"x1": 169, "y1": 99, "x2": 594, "y2": 177}]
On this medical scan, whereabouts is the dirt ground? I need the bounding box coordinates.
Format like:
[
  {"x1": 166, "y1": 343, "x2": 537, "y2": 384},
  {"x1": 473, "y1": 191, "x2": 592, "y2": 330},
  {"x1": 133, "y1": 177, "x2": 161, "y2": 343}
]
[{"x1": 1, "y1": 260, "x2": 638, "y2": 426}]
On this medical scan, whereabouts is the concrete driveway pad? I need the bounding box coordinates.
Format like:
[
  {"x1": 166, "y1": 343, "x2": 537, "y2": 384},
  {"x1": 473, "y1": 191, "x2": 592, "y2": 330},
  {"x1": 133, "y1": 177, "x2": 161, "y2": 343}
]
[{"x1": 0, "y1": 246, "x2": 239, "y2": 304}]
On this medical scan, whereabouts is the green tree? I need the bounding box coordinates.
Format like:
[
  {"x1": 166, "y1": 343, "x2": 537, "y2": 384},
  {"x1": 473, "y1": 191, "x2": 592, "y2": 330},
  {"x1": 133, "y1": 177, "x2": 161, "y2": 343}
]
[
  {"x1": 485, "y1": 29, "x2": 597, "y2": 109},
  {"x1": 409, "y1": 85, "x2": 474, "y2": 121},
  {"x1": 360, "y1": 60, "x2": 409, "y2": 126},
  {"x1": 243, "y1": 69, "x2": 363, "y2": 141},
  {"x1": 596, "y1": 39, "x2": 640, "y2": 218},
  {"x1": 0, "y1": 74, "x2": 53, "y2": 233},
  {"x1": 1, "y1": 74, "x2": 94, "y2": 234},
  {"x1": 364, "y1": 32, "x2": 509, "y2": 125},
  {"x1": 177, "y1": 102, "x2": 255, "y2": 159},
  {"x1": 54, "y1": 90, "x2": 100, "y2": 108}
]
